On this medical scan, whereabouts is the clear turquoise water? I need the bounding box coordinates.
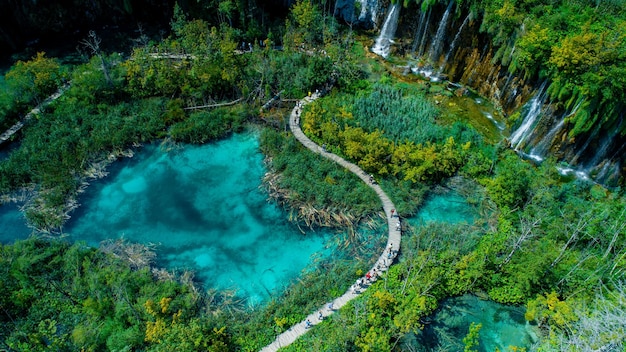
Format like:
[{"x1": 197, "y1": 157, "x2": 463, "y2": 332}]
[
  {"x1": 65, "y1": 132, "x2": 331, "y2": 304},
  {"x1": 404, "y1": 194, "x2": 536, "y2": 349},
  {"x1": 0, "y1": 202, "x2": 32, "y2": 243},
  {"x1": 412, "y1": 191, "x2": 477, "y2": 225},
  {"x1": 408, "y1": 294, "x2": 537, "y2": 351}
]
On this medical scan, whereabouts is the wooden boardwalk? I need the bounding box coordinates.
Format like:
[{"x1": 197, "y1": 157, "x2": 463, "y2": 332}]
[
  {"x1": 0, "y1": 83, "x2": 69, "y2": 146},
  {"x1": 260, "y1": 95, "x2": 402, "y2": 352}
]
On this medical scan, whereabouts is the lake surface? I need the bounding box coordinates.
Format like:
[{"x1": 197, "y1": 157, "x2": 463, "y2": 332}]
[
  {"x1": 0, "y1": 202, "x2": 32, "y2": 243},
  {"x1": 65, "y1": 132, "x2": 332, "y2": 304},
  {"x1": 412, "y1": 190, "x2": 477, "y2": 225},
  {"x1": 404, "y1": 191, "x2": 537, "y2": 350},
  {"x1": 408, "y1": 294, "x2": 538, "y2": 351}
]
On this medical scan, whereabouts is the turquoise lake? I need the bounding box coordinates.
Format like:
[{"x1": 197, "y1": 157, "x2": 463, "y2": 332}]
[
  {"x1": 408, "y1": 294, "x2": 538, "y2": 351},
  {"x1": 65, "y1": 132, "x2": 332, "y2": 304},
  {"x1": 405, "y1": 191, "x2": 537, "y2": 350},
  {"x1": 413, "y1": 190, "x2": 477, "y2": 225},
  {"x1": 0, "y1": 202, "x2": 32, "y2": 243},
  {"x1": 2, "y1": 130, "x2": 535, "y2": 347}
]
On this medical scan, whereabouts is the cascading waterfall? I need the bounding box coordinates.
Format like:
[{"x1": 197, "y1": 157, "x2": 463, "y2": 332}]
[
  {"x1": 357, "y1": 0, "x2": 378, "y2": 24},
  {"x1": 357, "y1": 0, "x2": 368, "y2": 20},
  {"x1": 579, "y1": 118, "x2": 622, "y2": 174},
  {"x1": 443, "y1": 13, "x2": 469, "y2": 68},
  {"x1": 594, "y1": 144, "x2": 624, "y2": 183},
  {"x1": 417, "y1": 8, "x2": 432, "y2": 57},
  {"x1": 528, "y1": 101, "x2": 581, "y2": 160},
  {"x1": 509, "y1": 82, "x2": 548, "y2": 150},
  {"x1": 411, "y1": 9, "x2": 428, "y2": 55},
  {"x1": 527, "y1": 117, "x2": 565, "y2": 162},
  {"x1": 429, "y1": 0, "x2": 454, "y2": 63},
  {"x1": 372, "y1": 3, "x2": 401, "y2": 58},
  {"x1": 512, "y1": 91, "x2": 623, "y2": 185}
]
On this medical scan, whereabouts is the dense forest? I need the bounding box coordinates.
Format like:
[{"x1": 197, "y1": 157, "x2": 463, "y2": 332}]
[{"x1": 1, "y1": 0, "x2": 625, "y2": 351}]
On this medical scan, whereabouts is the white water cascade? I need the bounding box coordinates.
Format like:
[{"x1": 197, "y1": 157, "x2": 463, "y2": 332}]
[
  {"x1": 527, "y1": 117, "x2": 564, "y2": 162},
  {"x1": 528, "y1": 101, "x2": 582, "y2": 160},
  {"x1": 443, "y1": 14, "x2": 470, "y2": 68},
  {"x1": 580, "y1": 120, "x2": 621, "y2": 172},
  {"x1": 429, "y1": 0, "x2": 454, "y2": 63},
  {"x1": 357, "y1": 0, "x2": 379, "y2": 24},
  {"x1": 417, "y1": 8, "x2": 432, "y2": 57},
  {"x1": 509, "y1": 82, "x2": 548, "y2": 150},
  {"x1": 411, "y1": 9, "x2": 428, "y2": 55},
  {"x1": 372, "y1": 3, "x2": 401, "y2": 58}
]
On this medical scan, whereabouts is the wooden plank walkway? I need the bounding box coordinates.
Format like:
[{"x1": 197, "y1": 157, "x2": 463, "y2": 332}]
[
  {"x1": 0, "y1": 83, "x2": 70, "y2": 146},
  {"x1": 260, "y1": 94, "x2": 402, "y2": 352}
]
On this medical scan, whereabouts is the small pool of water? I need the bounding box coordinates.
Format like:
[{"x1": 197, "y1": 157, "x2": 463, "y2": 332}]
[
  {"x1": 439, "y1": 90, "x2": 507, "y2": 144},
  {"x1": 408, "y1": 294, "x2": 537, "y2": 351},
  {"x1": 65, "y1": 132, "x2": 333, "y2": 304},
  {"x1": 411, "y1": 191, "x2": 477, "y2": 225},
  {"x1": 0, "y1": 202, "x2": 32, "y2": 243}
]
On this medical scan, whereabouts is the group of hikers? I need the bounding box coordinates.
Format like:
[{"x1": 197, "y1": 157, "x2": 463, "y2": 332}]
[
  {"x1": 304, "y1": 241, "x2": 398, "y2": 330},
  {"x1": 293, "y1": 91, "x2": 403, "y2": 333}
]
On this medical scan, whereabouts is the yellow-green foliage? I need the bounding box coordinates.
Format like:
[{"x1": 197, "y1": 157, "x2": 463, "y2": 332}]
[
  {"x1": 525, "y1": 292, "x2": 576, "y2": 328},
  {"x1": 301, "y1": 86, "x2": 470, "y2": 184},
  {"x1": 4, "y1": 52, "x2": 65, "y2": 106}
]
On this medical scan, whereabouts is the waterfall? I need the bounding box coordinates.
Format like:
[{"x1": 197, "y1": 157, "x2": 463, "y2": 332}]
[
  {"x1": 372, "y1": 3, "x2": 401, "y2": 58},
  {"x1": 358, "y1": 0, "x2": 368, "y2": 20},
  {"x1": 509, "y1": 82, "x2": 548, "y2": 149},
  {"x1": 501, "y1": 71, "x2": 514, "y2": 96},
  {"x1": 443, "y1": 14, "x2": 469, "y2": 67},
  {"x1": 594, "y1": 144, "x2": 624, "y2": 184},
  {"x1": 580, "y1": 118, "x2": 621, "y2": 172},
  {"x1": 357, "y1": 0, "x2": 378, "y2": 24},
  {"x1": 417, "y1": 8, "x2": 432, "y2": 57},
  {"x1": 528, "y1": 101, "x2": 582, "y2": 160},
  {"x1": 429, "y1": 0, "x2": 454, "y2": 63},
  {"x1": 411, "y1": 9, "x2": 428, "y2": 55},
  {"x1": 527, "y1": 116, "x2": 565, "y2": 161}
]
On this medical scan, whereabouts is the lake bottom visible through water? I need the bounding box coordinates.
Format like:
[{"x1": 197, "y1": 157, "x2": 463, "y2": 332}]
[
  {"x1": 407, "y1": 294, "x2": 538, "y2": 351},
  {"x1": 0, "y1": 202, "x2": 31, "y2": 243},
  {"x1": 3, "y1": 130, "x2": 538, "y2": 348},
  {"x1": 65, "y1": 132, "x2": 333, "y2": 305},
  {"x1": 405, "y1": 191, "x2": 537, "y2": 350}
]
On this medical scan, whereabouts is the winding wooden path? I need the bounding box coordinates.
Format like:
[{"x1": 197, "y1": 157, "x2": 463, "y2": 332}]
[
  {"x1": 0, "y1": 83, "x2": 70, "y2": 146},
  {"x1": 260, "y1": 94, "x2": 402, "y2": 351}
]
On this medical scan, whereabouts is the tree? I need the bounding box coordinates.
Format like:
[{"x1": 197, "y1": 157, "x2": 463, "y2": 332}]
[
  {"x1": 79, "y1": 31, "x2": 112, "y2": 86},
  {"x1": 4, "y1": 52, "x2": 64, "y2": 106},
  {"x1": 525, "y1": 291, "x2": 576, "y2": 329},
  {"x1": 286, "y1": 0, "x2": 324, "y2": 48},
  {"x1": 463, "y1": 322, "x2": 482, "y2": 352}
]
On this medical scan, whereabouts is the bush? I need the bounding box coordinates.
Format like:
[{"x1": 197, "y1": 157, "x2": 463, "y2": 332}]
[{"x1": 169, "y1": 106, "x2": 247, "y2": 144}]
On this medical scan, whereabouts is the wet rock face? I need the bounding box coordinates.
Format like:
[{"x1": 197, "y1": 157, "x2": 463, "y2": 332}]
[
  {"x1": 334, "y1": 0, "x2": 357, "y2": 24},
  {"x1": 335, "y1": 0, "x2": 381, "y2": 29},
  {"x1": 389, "y1": 3, "x2": 624, "y2": 185},
  {"x1": 395, "y1": 4, "x2": 534, "y2": 115}
]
